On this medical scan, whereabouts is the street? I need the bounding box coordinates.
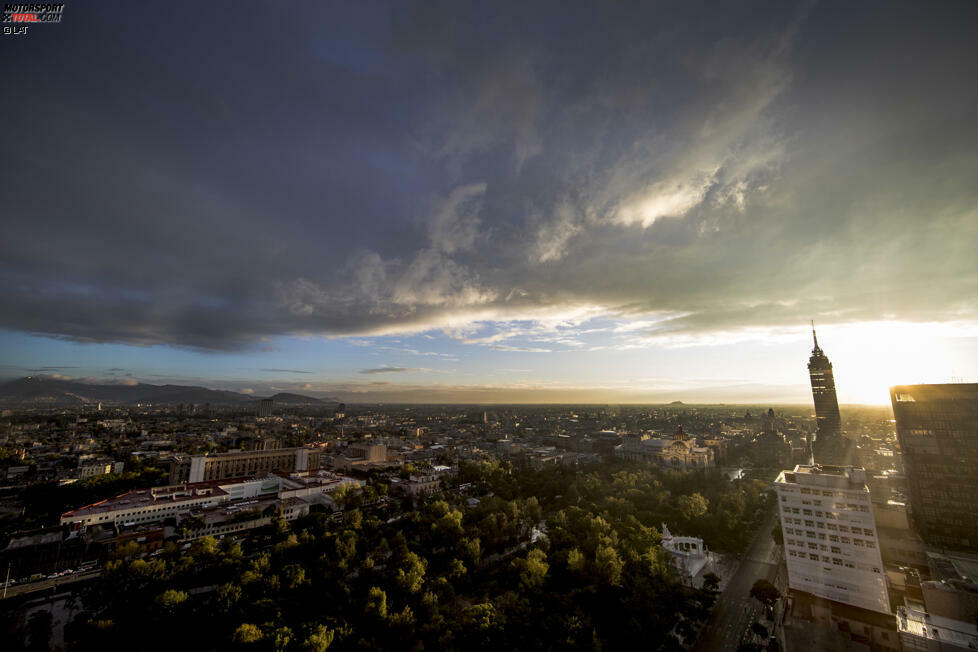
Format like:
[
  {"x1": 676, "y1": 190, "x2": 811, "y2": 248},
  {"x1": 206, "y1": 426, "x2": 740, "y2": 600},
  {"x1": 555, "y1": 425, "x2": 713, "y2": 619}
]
[
  {"x1": 693, "y1": 507, "x2": 785, "y2": 652},
  {"x1": 1, "y1": 568, "x2": 101, "y2": 600}
]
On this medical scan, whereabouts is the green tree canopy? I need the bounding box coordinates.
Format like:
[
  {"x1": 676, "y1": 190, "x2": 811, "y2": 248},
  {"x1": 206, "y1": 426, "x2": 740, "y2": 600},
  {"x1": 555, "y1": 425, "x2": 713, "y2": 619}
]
[{"x1": 750, "y1": 579, "x2": 781, "y2": 607}]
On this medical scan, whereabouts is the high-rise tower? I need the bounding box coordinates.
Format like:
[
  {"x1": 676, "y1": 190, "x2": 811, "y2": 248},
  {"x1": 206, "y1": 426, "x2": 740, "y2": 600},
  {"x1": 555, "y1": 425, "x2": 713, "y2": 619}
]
[
  {"x1": 808, "y1": 322, "x2": 841, "y2": 439},
  {"x1": 775, "y1": 464, "x2": 890, "y2": 615},
  {"x1": 891, "y1": 383, "x2": 978, "y2": 551}
]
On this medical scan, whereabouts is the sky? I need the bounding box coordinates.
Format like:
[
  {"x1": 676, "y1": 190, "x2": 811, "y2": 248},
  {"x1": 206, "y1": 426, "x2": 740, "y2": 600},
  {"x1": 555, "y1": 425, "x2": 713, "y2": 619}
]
[{"x1": 1, "y1": 1, "x2": 977, "y2": 405}]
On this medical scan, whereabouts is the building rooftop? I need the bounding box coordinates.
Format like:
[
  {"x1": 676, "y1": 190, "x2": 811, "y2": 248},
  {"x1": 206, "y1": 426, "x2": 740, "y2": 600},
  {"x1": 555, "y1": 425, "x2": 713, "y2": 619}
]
[
  {"x1": 200, "y1": 496, "x2": 281, "y2": 524},
  {"x1": 891, "y1": 383, "x2": 978, "y2": 402},
  {"x1": 897, "y1": 604, "x2": 978, "y2": 648},
  {"x1": 275, "y1": 470, "x2": 359, "y2": 491},
  {"x1": 776, "y1": 464, "x2": 868, "y2": 491},
  {"x1": 61, "y1": 482, "x2": 232, "y2": 519},
  {"x1": 928, "y1": 550, "x2": 978, "y2": 584},
  {"x1": 5, "y1": 530, "x2": 62, "y2": 550},
  {"x1": 193, "y1": 446, "x2": 302, "y2": 458}
]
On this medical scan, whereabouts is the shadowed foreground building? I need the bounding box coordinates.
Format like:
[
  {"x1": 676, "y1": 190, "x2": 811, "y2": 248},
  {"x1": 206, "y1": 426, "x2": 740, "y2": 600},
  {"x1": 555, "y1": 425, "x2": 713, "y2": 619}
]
[
  {"x1": 896, "y1": 549, "x2": 978, "y2": 651},
  {"x1": 890, "y1": 383, "x2": 978, "y2": 552}
]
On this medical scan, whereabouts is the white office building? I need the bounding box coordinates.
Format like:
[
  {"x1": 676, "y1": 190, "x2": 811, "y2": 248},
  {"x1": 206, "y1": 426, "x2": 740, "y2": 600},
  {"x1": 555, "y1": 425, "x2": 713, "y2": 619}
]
[{"x1": 775, "y1": 464, "x2": 890, "y2": 615}]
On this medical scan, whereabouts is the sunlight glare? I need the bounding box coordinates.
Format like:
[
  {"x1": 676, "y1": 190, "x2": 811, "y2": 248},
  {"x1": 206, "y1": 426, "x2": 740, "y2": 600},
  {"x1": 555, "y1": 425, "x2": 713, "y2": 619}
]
[{"x1": 825, "y1": 322, "x2": 960, "y2": 404}]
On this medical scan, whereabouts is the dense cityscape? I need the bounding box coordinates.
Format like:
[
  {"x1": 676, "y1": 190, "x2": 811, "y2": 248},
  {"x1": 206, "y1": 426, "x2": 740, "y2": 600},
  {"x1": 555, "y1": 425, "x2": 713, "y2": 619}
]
[{"x1": 1, "y1": 331, "x2": 976, "y2": 651}]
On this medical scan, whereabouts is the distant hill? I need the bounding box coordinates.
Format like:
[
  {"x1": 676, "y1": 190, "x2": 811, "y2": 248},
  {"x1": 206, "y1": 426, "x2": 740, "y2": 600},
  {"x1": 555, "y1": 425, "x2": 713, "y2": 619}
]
[
  {"x1": 0, "y1": 376, "x2": 338, "y2": 407},
  {"x1": 262, "y1": 392, "x2": 340, "y2": 405}
]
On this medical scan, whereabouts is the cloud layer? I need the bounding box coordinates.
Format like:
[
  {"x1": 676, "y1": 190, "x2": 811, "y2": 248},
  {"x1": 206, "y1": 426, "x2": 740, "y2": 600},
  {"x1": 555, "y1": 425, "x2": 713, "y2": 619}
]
[{"x1": 1, "y1": 1, "x2": 976, "y2": 351}]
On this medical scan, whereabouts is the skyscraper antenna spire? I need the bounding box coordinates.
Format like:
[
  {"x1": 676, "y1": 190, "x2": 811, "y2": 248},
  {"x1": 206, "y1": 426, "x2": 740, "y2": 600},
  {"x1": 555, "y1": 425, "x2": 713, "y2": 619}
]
[{"x1": 808, "y1": 320, "x2": 840, "y2": 441}]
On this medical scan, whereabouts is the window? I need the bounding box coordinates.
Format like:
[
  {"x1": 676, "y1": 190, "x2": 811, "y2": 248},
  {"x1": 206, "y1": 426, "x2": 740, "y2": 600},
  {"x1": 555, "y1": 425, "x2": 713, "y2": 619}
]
[
  {"x1": 831, "y1": 546, "x2": 841, "y2": 554},
  {"x1": 803, "y1": 509, "x2": 813, "y2": 516},
  {"x1": 851, "y1": 527, "x2": 863, "y2": 535},
  {"x1": 832, "y1": 558, "x2": 843, "y2": 566},
  {"x1": 841, "y1": 537, "x2": 851, "y2": 544},
  {"x1": 839, "y1": 525, "x2": 850, "y2": 533},
  {"x1": 809, "y1": 554, "x2": 819, "y2": 561},
  {"x1": 828, "y1": 523, "x2": 838, "y2": 531}
]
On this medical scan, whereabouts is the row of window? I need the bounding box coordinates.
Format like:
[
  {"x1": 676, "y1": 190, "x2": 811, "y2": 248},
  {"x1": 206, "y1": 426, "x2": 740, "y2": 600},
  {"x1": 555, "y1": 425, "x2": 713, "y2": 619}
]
[
  {"x1": 784, "y1": 525, "x2": 874, "y2": 537},
  {"x1": 786, "y1": 536, "x2": 875, "y2": 550},
  {"x1": 92, "y1": 500, "x2": 208, "y2": 523},
  {"x1": 786, "y1": 549, "x2": 882, "y2": 574},
  {"x1": 796, "y1": 498, "x2": 865, "y2": 510},
  {"x1": 783, "y1": 505, "x2": 871, "y2": 521},
  {"x1": 794, "y1": 487, "x2": 867, "y2": 500},
  {"x1": 795, "y1": 533, "x2": 876, "y2": 546},
  {"x1": 786, "y1": 537, "x2": 876, "y2": 552}
]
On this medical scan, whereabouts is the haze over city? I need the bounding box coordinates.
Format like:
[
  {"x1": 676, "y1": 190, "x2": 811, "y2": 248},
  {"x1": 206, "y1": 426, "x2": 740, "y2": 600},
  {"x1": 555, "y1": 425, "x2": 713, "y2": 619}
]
[{"x1": 2, "y1": 1, "x2": 977, "y2": 404}]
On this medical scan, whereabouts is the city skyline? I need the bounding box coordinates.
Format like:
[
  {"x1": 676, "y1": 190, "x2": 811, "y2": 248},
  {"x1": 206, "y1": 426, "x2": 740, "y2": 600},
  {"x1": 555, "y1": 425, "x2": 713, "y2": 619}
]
[
  {"x1": 2, "y1": 2, "x2": 977, "y2": 405},
  {"x1": 1, "y1": 320, "x2": 973, "y2": 405}
]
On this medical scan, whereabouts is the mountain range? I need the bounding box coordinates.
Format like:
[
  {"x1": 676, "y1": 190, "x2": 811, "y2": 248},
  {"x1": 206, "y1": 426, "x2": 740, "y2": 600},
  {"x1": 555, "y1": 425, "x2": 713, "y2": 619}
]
[{"x1": 0, "y1": 376, "x2": 339, "y2": 407}]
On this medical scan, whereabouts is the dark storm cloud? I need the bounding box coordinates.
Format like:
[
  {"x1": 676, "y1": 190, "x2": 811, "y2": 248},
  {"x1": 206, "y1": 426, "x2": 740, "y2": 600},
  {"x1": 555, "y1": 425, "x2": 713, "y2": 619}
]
[
  {"x1": 1, "y1": 0, "x2": 976, "y2": 349},
  {"x1": 360, "y1": 367, "x2": 423, "y2": 375}
]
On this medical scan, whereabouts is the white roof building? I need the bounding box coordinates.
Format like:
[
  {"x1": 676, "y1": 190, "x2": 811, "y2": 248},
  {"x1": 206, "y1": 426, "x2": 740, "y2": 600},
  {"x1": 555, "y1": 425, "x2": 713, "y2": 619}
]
[
  {"x1": 661, "y1": 523, "x2": 709, "y2": 581},
  {"x1": 775, "y1": 464, "x2": 890, "y2": 615}
]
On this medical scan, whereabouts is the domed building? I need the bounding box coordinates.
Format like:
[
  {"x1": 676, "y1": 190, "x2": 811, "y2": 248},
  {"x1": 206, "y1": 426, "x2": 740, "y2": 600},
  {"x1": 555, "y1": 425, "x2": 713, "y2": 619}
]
[{"x1": 614, "y1": 425, "x2": 716, "y2": 470}]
